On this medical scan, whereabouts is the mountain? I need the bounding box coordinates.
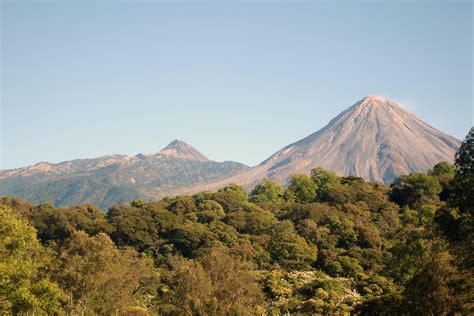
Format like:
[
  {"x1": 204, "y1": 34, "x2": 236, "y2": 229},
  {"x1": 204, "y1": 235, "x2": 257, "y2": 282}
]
[
  {"x1": 186, "y1": 96, "x2": 460, "y2": 192},
  {"x1": 0, "y1": 96, "x2": 461, "y2": 208},
  {"x1": 0, "y1": 140, "x2": 248, "y2": 209},
  {"x1": 157, "y1": 139, "x2": 210, "y2": 162}
]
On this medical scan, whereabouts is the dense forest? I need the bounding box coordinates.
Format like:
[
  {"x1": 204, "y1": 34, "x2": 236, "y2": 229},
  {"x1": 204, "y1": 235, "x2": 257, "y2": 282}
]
[{"x1": 1, "y1": 128, "x2": 473, "y2": 315}]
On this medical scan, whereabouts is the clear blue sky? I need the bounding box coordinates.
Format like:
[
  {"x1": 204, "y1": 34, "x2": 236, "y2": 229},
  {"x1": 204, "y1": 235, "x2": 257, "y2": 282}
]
[{"x1": 1, "y1": 1, "x2": 472, "y2": 170}]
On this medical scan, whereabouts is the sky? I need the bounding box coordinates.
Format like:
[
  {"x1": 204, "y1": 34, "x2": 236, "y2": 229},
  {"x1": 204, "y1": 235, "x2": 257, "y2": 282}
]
[{"x1": 1, "y1": 0, "x2": 472, "y2": 170}]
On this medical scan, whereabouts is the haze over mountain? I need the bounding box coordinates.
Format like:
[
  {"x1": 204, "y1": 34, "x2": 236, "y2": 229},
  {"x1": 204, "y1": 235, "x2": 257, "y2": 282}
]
[
  {"x1": 0, "y1": 140, "x2": 248, "y2": 209},
  {"x1": 186, "y1": 96, "x2": 460, "y2": 192}
]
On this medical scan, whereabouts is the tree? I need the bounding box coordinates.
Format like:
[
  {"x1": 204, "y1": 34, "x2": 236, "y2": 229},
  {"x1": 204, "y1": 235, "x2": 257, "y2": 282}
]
[
  {"x1": 286, "y1": 174, "x2": 318, "y2": 203},
  {"x1": 167, "y1": 223, "x2": 215, "y2": 257},
  {"x1": 249, "y1": 179, "x2": 284, "y2": 204},
  {"x1": 455, "y1": 127, "x2": 474, "y2": 175},
  {"x1": 192, "y1": 191, "x2": 214, "y2": 206},
  {"x1": 28, "y1": 204, "x2": 115, "y2": 243},
  {"x1": 158, "y1": 255, "x2": 212, "y2": 314},
  {"x1": 218, "y1": 184, "x2": 248, "y2": 201},
  {"x1": 53, "y1": 231, "x2": 156, "y2": 314},
  {"x1": 107, "y1": 204, "x2": 180, "y2": 253},
  {"x1": 323, "y1": 177, "x2": 392, "y2": 212},
  {"x1": 437, "y1": 130, "x2": 474, "y2": 313},
  {"x1": 0, "y1": 206, "x2": 66, "y2": 314},
  {"x1": 130, "y1": 199, "x2": 145, "y2": 208},
  {"x1": 224, "y1": 208, "x2": 277, "y2": 235},
  {"x1": 445, "y1": 175, "x2": 474, "y2": 217},
  {"x1": 385, "y1": 229, "x2": 436, "y2": 284},
  {"x1": 198, "y1": 199, "x2": 223, "y2": 213},
  {"x1": 167, "y1": 196, "x2": 197, "y2": 216},
  {"x1": 429, "y1": 162, "x2": 456, "y2": 178},
  {"x1": 355, "y1": 293, "x2": 404, "y2": 315},
  {"x1": 159, "y1": 249, "x2": 264, "y2": 315},
  {"x1": 356, "y1": 223, "x2": 382, "y2": 249},
  {"x1": 4, "y1": 159, "x2": 474, "y2": 314},
  {"x1": 269, "y1": 221, "x2": 317, "y2": 270},
  {"x1": 323, "y1": 216, "x2": 358, "y2": 248},
  {"x1": 211, "y1": 191, "x2": 249, "y2": 213},
  {"x1": 404, "y1": 251, "x2": 457, "y2": 315},
  {"x1": 390, "y1": 173, "x2": 441, "y2": 209},
  {"x1": 310, "y1": 167, "x2": 339, "y2": 199},
  {"x1": 199, "y1": 248, "x2": 264, "y2": 314},
  {"x1": 196, "y1": 200, "x2": 225, "y2": 223}
]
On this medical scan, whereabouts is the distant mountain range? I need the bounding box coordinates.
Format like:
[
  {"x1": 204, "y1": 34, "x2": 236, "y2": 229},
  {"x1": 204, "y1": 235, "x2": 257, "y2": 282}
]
[
  {"x1": 0, "y1": 140, "x2": 248, "y2": 209},
  {"x1": 0, "y1": 96, "x2": 460, "y2": 209}
]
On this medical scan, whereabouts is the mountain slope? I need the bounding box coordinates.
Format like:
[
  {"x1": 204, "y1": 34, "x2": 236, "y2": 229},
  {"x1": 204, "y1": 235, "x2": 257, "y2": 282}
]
[
  {"x1": 187, "y1": 96, "x2": 460, "y2": 191},
  {"x1": 0, "y1": 140, "x2": 248, "y2": 209},
  {"x1": 0, "y1": 96, "x2": 461, "y2": 207}
]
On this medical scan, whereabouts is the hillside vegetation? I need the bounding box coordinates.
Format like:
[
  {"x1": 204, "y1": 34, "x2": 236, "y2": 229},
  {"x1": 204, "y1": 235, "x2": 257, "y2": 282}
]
[
  {"x1": 1, "y1": 129, "x2": 473, "y2": 315},
  {"x1": 0, "y1": 140, "x2": 248, "y2": 209}
]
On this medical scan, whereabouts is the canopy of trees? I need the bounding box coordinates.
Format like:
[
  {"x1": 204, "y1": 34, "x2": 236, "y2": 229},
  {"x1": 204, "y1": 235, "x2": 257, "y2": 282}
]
[{"x1": 1, "y1": 128, "x2": 473, "y2": 315}]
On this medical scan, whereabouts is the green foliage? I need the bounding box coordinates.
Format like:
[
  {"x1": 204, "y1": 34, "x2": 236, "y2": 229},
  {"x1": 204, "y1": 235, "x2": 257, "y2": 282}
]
[
  {"x1": 249, "y1": 178, "x2": 284, "y2": 204},
  {"x1": 355, "y1": 292, "x2": 404, "y2": 315},
  {"x1": 30, "y1": 280, "x2": 67, "y2": 314},
  {"x1": 196, "y1": 209, "x2": 225, "y2": 224},
  {"x1": 390, "y1": 173, "x2": 442, "y2": 209},
  {"x1": 261, "y1": 270, "x2": 360, "y2": 313},
  {"x1": 192, "y1": 190, "x2": 214, "y2": 205},
  {"x1": 53, "y1": 231, "x2": 157, "y2": 314},
  {"x1": 430, "y1": 162, "x2": 457, "y2": 191},
  {"x1": 1, "y1": 157, "x2": 473, "y2": 315},
  {"x1": 167, "y1": 195, "x2": 197, "y2": 216},
  {"x1": 385, "y1": 228, "x2": 435, "y2": 283},
  {"x1": 310, "y1": 167, "x2": 339, "y2": 199},
  {"x1": 167, "y1": 223, "x2": 216, "y2": 257},
  {"x1": 107, "y1": 203, "x2": 180, "y2": 253},
  {"x1": 356, "y1": 222, "x2": 382, "y2": 248},
  {"x1": 404, "y1": 251, "x2": 457, "y2": 315},
  {"x1": 217, "y1": 183, "x2": 248, "y2": 201},
  {"x1": 445, "y1": 174, "x2": 474, "y2": 216},
  {"x1": 286, "y1": 174, "x2": 318, "y2": 203},
  {"x1": 211, "y1": 191, "x2": 248, "y2": 213},
  {"x1": 429, "y1": 161, "x2": 456, "y2": 178},
  {"x1": 455, "y1": 127, "x2": 474, "y2": 175},
  {"x1": 130, "y1": 199, "x2": 145, "y2": 208},
  {"x1": 158, "y1": 248, "x2": 264, "y2": 315},
  {"x1": 269, "y1": 221, "x2": 317, "y2": 270},
  {"x1": 28, "y1": 204, "x2": 115, "y2": 243},
  {"x1": 224, "y1": 207, "x2": 277, "y2": 235},
  {"x1": 198, "y1": 199, "x2": 223, "y2": 212},
  {"x1": 0, "y1": 206, "x2": 67, "y2": 314}
]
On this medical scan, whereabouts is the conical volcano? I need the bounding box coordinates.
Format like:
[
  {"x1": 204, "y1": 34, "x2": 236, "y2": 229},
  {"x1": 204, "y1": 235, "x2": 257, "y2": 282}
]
[{"x1": 194, "y1": 96, "x2": 460, "y2": 189}]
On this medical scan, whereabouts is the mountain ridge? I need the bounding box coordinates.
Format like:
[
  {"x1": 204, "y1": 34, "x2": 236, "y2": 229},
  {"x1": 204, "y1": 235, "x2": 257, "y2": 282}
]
[
  {"x1": 0, "y1": 96, "x2": 461, "y2": 208},
  {"x1": 181, "y1": 96, "x2": 460, "y2": 193},
  {"x1": 0, "y1": 140, "x2": 220, "y2": 178},
  {"x1": 0, "y1": 140, "x2": 248, "y2": 208}
]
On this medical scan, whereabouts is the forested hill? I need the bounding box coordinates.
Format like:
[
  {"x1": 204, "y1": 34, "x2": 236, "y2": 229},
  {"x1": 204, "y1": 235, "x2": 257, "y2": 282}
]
[
  {"x1": 1, "y1": 127, "x2": 472, "y2": 315},
  {"x1": 0, "y1": 140, "x2": 248, "y2": 209}
]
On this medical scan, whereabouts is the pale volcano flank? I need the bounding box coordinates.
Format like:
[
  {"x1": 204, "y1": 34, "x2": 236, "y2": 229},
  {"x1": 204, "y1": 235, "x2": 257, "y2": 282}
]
[{"x1": 187, "y1": 96, "x2": 460, "y2": 191}]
